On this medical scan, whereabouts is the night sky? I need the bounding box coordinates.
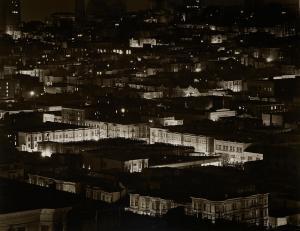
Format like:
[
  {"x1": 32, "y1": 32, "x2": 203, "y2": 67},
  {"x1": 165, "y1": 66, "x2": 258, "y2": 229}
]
[
  {"x1": 21, "y1": 0, "x2": 152, "y2": 22},
  {"x1": 20, "y1": 0, "x2": 297, "y2": 21}
]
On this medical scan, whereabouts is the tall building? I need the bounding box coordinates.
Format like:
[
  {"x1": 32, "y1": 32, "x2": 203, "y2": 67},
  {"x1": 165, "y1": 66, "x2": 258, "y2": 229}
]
[
  {"x1": 6, "y1": 0, "x2": 21, "y2": 33},
  {"x1": 0, "y1": 0, "x2": 21, "y2": 34}
]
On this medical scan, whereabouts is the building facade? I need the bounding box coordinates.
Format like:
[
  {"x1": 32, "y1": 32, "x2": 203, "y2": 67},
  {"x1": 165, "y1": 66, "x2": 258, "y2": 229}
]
[
  {"x1": 127, "y1": 194, "x2": 181, "y2": 217},
  {"x1": 28, "y1": 174, "x2": 81, "y2": 194},
  {"x1": 214, "y1": 139, "x2": 263, "y2": 165},
  {"x1": 86, "y1": 185, "x2": 126, "y2": 203},
  {"x1": 190, "y1": 194, "x2": 269, "y2": 226},
  {"x1": 18, "y1": 127, "x2": 101, "y2": 152},
  {"x1": 0, "y1": 208, "x2": 72, "y2": 231},
  {"x1": 150, "y1": 127, "x2": 215, "y2": 154}
]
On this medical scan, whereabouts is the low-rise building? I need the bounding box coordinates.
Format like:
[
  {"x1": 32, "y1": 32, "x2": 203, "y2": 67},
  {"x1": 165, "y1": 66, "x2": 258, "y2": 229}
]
[
  {"x1": 207, "y1": 109, "x2": 236, "y2": 122},
  {"x1": 17, "y1": 122, "x2": 101, "y2": 152},
  {"x1": 149, "y1": 127, "x2": 214, "y2": 154},
  {"x1": 0, "y1": 179, "x2": 75, "y2": 231},
  {"x1": 218, "y1": 80, "x2": 243, "y2": 92},
  {"x1": 214, "y1": 139, "x2": 263, "y2": 165},
  {"x1": 126, "y1": 167, "x2": 269, "y2": 227},
  {"x1": 82, "y1": 151, "x2": 149, "y2": 173},
  {"x1": 190, "y1": 193, "x2": 269, "y2": 226},
  {"x1": 28, "y1": 174, "x2": 81, "y2": 194},
  {"x1": 86, "y1": 182, "x2": 126, "y2": 203},
  {"x1": 127, "y1": 193, "x2": 181, "y2": 217}
]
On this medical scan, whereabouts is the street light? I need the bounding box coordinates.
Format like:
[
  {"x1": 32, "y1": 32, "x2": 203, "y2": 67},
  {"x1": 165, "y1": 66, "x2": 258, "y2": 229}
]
[{"x1": 29, "y1": 91, "x2": 35, "y2": 97}]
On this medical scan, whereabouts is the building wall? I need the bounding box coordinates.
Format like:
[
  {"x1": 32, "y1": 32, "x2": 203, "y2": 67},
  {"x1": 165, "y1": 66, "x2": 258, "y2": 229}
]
[
  {"x1": 215, "y1": 140, "x2": 263, "y2": 164},
  {"x1": 86, "y1": 186, "x2": 123, "y2": 203},
  {"x1": 0, "y1": 208, "x2": 71, "y2": 231},
  {"x1": 150, "y1": 157, "x2": 222, "y2": 169},
  {"x1": 150, "y1": 128, "x2": 214, "y2": 154},
  {"x1": 28, "y1": 174, "x2": 80, "y2": 194},
  {"x1": 127, "y1": 194, "x2": 180, "y2": 217},
  {"x1": 62, "y1": 108, "x2": 85, "y2": 126},
  {"x1": 208, "y1": 110, "x2": 236, "y2": 122},
  {"x1": 219, "y1": 80, "x2": 243, "y2": 92},
  {"x1": 124, "y1": 159, "x2": 149, "y2": 173},
  {"x1": 18, "y1": 127, "x2": 101, "y2": 152},
  {"x1": 84, "y1": 120, "x2": 149, "y2": 141},
  {"x1": 190, "y1": 194, "x2": 269, "y2": 226},
  {"x1": 262, "y1": 113, "x2": 283, "y2": 127}
]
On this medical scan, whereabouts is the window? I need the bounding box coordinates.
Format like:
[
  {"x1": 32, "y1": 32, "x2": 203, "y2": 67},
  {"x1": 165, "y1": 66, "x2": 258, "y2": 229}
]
[{"x1": 237, "y1": 147, "x2": 242, "y2": 153}]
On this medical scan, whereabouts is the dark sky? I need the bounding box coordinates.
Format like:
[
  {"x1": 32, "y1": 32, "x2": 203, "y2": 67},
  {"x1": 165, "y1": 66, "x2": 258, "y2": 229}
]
[
  {"x1": 21, "y1": 0, "x2": 151, "y2": 22},
  {"x1": 21, "y1": 0, "x2": 298, "y2": 21}
]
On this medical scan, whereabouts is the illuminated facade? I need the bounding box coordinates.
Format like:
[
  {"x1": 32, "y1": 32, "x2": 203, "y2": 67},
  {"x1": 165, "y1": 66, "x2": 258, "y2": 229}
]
[
  {"x1": 18, "y1": 127, "x2": 101, "y2": 153},
  {"x1": 190, "y1": 194, "x2": 269, "y2": 226},
  {"x1": 127, "y1": 194, "x2": 181, "y2": 217}
]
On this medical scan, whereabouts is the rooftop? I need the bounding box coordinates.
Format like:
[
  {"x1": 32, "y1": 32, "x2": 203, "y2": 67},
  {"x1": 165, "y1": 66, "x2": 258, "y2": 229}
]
[
  {"x1": 132, "y1": 167, "x2": 263, "y2": 201},
  {"x1": 0, "y1": 179, "x2": 81, "y2": 214}
]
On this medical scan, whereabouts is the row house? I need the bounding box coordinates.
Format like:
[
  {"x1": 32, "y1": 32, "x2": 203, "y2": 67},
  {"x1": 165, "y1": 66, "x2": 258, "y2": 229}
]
[
  {"x1": 85, "y1": 182, "x2": 127, "y2": 203},
  {"x1": 28, "y1": 174, "x2": 80, "y2": 194},
  {"x1": 126, "y1": 193, "x2": 269, "y2": 227},
  {"x1": 214, "y1": 140, "x2": 263, "y2": 165},
  {"x1": 150, "y1": 128, "x2": 262, "y2": 164},
  {"x1": 190, "y1": 194, "x2": 269, "y2": 226},
  {"x1": 29, "y1": 174, "x2": 126, "y2": 204},
  {"x1": 18, "y1": 127, "x2": 101, "y2": 152},
  {"x1": 85, "y1": 120, "x2": 149, "y2": 142},
  {"x1": 126, "y1": 194, "x2": 181, "y2": 217},
  {"x1": 149, "y1": 127, "x2": 214, "y2": 154},
  {"x1": 86, "y1": 184, "x2": 126, "y2": 204}
]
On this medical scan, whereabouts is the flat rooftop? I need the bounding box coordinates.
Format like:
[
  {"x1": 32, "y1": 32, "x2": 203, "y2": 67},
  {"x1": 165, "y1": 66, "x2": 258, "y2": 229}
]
[
  {"x1": 0, "y1": 179, "x2": 81, "y2": 214},
  {"x1": 133, "y1": 167, "x2": 265, "y2": 201}
]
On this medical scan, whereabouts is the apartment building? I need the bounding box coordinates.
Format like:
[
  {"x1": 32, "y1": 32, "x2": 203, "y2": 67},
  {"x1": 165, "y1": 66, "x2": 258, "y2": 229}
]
[
  {"x1": 190, "y1": 194, "x2": 269, "y2": 226},
  {"x1": 214, "y1": 139, "x2": 263, "y2": 165},
  {"x1": 150, "y1": 127, "x2": 214, "y2": 154},
  {"x1": 127, "y1": 193, "x2": 181, "y2": 217},
  {"x1": 18, "y1": 123, "x2": 101, "y2": 152}
]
